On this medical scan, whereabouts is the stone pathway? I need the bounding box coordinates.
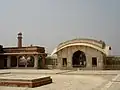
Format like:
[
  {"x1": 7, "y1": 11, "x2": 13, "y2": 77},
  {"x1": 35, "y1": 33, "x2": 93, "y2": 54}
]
[
  {"x1": 0, "y1": 74, "x2": 112, "y2": 90},
  {"x1": 0, "y1": 69, "x2": 120, "y2": 90},
  {"x1": 101, "y1": 74, "x2": 120, "y2": 90}
]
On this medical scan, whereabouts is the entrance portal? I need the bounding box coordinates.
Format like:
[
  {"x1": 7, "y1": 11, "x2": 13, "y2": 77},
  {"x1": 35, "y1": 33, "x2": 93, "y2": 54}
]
[{"x1": 72, "y1": 50, "x2": 86, "y2": 67}]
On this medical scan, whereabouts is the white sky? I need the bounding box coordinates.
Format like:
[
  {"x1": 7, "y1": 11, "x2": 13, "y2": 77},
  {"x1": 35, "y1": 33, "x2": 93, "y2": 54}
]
[{"x1": 0, "y1": 0, "x2": 120, "y2": 55}]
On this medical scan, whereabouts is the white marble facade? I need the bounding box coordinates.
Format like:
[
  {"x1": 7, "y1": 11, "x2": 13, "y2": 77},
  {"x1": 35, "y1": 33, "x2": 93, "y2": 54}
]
[{"x1": 52, "y1": 39, "x2": 111, "y2": 70}]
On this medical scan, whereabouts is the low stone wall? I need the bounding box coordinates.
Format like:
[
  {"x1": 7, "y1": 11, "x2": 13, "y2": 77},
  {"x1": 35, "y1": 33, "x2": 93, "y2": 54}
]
[
  {"x1": 104, "y1": 56, "x2": 120, "y2": 70},
  {"x1": 0, "y1": 76, "x2": 52, "y2": 88},
  {"x1": 104, "y1": 65, "x2": 120, "y2": 70}
]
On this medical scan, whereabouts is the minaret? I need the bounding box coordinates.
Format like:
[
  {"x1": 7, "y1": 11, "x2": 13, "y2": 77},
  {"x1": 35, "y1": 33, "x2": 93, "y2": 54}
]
[{"x1": 17, "y1": 32, "x2": 22, "y2": 48}]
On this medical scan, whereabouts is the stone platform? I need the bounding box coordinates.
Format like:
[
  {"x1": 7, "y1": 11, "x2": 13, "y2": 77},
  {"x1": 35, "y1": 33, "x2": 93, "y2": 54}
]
[{"x1": 0, "y1": 74, "x2": 52, "y2": 88}]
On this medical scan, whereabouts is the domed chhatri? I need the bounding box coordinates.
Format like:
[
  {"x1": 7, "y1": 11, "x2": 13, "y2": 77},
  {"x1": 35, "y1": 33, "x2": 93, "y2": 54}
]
[{"x1": 18, "y1": 32, "x2": 22, "y2": 35}]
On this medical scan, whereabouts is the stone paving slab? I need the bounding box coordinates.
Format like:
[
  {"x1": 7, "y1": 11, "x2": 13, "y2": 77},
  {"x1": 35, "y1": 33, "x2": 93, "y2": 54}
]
[
  {"x1": 62, "y1": 70, "x2": 120, "y2": 75},
  {"x1": 0, "y1": 69, "x2": 71, "y2": 75},
  {"x1": 109, "y1": 82, "x2": 120, "y2": 90},
  {"x1": 1, "y1": 69, "x2": 120, "y2": 75},
  {"x1": 0, "y1": 74, "x2": 49, "y2": 80},
  {"x1": 0, "y1": 71, "x2": 10, "y2": 75},
  {"x1": 0, "y1": 70, "x2": 120, "y2": 90},
  {"x1": 0, "y1": 74, "x2": 114, "y2": 90},
  {"x1": 0, "y1": 86, "x2": 27, "y2": 90},
  {"x1": 101, "y1": 74, "x2": 120, "y2": 90},
  {"x1": 0, "y1": 74, "x2": 52, "y2": 88},
  {"x1": 37, "y1": 75, "x2": 112, "y2": 90},
  {"x1": 107, "y1": 74, "x2": 120, "y2": 90},
  {"x1": 113, "y1": 75, "x2": 120, "y2": 82}
]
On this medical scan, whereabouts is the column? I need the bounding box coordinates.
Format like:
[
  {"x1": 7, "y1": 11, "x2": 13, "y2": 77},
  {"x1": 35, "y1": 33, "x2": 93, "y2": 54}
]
[
  {"x1": 67, "y1": 47, "x2": 72, "y2": 69},
  {"x1": 25, "y1": 55, "x2": 28, "y2": 68},
  {"x1": 34, "y1": 55, "x2": 38, "y2": 69},
  {"x1": 16, "y1": 56, "x2": 19, "y2": 68},
  {"x1": 42, "y1": 55, "x2": 46, "y2": 68},
  {"x1": 7, "y1": 56, "x2": 11, "y2": 68},
  {"x1": 98, "y1": 57, "x2": 104, "y2": 70},
  {"x1": 86, "y1": 55, "x2": 92, "y2": 70},
  {"x1": 57, "y1": 52, "x2": 61, "y2": 69}
]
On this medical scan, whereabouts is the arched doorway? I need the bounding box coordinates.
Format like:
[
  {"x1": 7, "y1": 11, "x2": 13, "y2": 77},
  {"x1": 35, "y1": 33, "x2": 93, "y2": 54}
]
[
  {"x1": 27, "y1": 56, "x2": 34, "y2": 67},
  {"x1": 11, "y1": 56, "x2": 17, "y2": 67},
  {"x1": 72, "y1": 50, "x2": 86, "y2": 67},
  {"x1": 18, "y1": 56, "x2": 26, "y2": 67},
  {"x1": 18, "y1": 56, "x2": 35, "y2": 68}
]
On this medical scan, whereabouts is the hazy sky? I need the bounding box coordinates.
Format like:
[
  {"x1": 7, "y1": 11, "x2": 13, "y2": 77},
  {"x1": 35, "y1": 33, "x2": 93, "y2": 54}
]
[{"x1": 0, "y1": 0, "x2": 120, "y2": 54}]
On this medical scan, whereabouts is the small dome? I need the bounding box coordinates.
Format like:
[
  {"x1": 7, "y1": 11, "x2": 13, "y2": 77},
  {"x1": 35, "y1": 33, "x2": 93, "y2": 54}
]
[{"x1": 18, "y1": 32, "x2": 22, "y2": 35}]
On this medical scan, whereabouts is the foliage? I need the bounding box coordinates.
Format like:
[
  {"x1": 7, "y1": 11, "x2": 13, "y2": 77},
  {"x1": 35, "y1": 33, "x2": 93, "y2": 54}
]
[{"x1": 45, "y1": 57, "x2": 53, "y2": 65}]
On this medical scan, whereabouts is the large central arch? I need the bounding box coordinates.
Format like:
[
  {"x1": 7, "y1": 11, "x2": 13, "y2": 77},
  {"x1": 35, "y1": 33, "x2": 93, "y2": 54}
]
[{"x1": 72, "y1": 50, "x2": 86, "y2": 67}]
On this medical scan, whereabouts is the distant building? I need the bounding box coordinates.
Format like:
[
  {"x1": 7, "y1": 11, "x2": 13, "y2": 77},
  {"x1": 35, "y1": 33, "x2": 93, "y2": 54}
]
[
  {"x1": 51, "y1": 38, "x2": 111, "y2": 70},
  {"x1": 0, "y1": 33, "x2": 47, "y2": 69}
]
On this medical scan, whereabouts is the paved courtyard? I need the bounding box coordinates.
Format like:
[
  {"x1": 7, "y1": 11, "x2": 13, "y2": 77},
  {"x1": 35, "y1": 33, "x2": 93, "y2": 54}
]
[{"x1": 0, "y1": 69, "x2": 120, "y2": 90}]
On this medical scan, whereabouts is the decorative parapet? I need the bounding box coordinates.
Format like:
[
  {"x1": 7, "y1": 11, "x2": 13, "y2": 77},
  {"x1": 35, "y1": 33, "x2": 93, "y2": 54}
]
[
  {"x1": 3, "y1": 46, "x2": 45, "y2": 53},
  {"x1": 58, "y1": 38, "x2": 106, "y2": 50},
  {"x1": 51, "y1": 38, "x2": 111, "y2": 56}
]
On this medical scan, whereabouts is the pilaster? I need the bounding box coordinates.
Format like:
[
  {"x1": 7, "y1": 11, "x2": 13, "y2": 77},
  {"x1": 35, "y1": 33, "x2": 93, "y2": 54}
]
[
  {"x1": 7, "y1": 56, "x2": 11, "y2": 68},
  {"x1": 34, "y1": 55, "x2": 38, "y2": 69}
]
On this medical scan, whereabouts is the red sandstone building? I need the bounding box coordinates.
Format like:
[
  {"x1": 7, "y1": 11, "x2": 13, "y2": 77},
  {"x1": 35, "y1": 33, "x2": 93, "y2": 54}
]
[{"x1": 0, "y1": 33, "x2": 47, "y2": 69}]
